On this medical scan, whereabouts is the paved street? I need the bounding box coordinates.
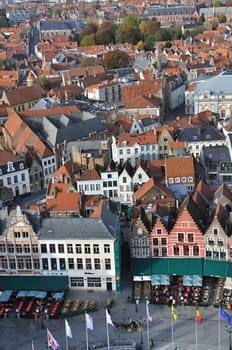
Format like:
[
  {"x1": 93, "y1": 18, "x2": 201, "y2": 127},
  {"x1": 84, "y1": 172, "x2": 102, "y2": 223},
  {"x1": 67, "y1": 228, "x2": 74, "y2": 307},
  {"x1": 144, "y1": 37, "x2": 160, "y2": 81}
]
[{"x1": 0, "y1": 286, "x2": 232, "y2": 350}]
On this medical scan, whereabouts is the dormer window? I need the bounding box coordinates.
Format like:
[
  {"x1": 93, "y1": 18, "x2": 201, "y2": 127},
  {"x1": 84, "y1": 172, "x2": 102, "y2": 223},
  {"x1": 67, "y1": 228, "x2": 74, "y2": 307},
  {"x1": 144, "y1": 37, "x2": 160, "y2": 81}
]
[
  {"x1": 137, "y1": 228, "x2": 143, "y2": 235},
  {"x1": 7, "y1": 162, "x2": 15, "y2": 172},
  {"x1": 188, "y1": 176, "x2": 193, "y2": 182},
  {"x1": 169, "y1": 178, "x2": 174, "y2": 184},
  {"x1": 175, "y1": 177, "x2": 180, "y2": 183},
  {"x1": 20, "y1": 163, "x2": 24, "y2": 170}
]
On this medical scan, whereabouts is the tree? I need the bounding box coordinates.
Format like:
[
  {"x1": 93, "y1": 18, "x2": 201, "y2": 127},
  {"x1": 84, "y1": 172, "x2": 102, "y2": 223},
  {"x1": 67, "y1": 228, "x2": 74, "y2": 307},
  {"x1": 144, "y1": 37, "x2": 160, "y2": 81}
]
[
  {"x1": 95, "y1": 21, "x2": 117, "y2": 45},
  {"x1": 121, "y1": 15, "x2": 139, "y2": 29},
  {"x1": 78, "y1": 57, "x2": 98, "y2": 67},
  {"x1": 197, "y1": 14, "x2": 205, "y2": 24},
  {"x1": 0, "y1": 58, "x2": 5, "y2": 69},
  {"x1": 214, "y1": 0, "x2": 224, "y2": 6},
  {"x1": 80, "y1": 34, "x2": 95, "y2": 46},
  {"x1": 218, "y1": 13, "x2": 227, "y2": 23},
  {"x1": 154, "y1": 28, "x2": 172, "y2": 42},
  {"x1": 139, "y1": 20, "x2": 160, "y2": 38},
  {"x1": 116, "y1": 24, "x2": 141, "y2": 44},
  {"x1": 144, "y1": 35, "x2": 155, "y2": 51},
  {"x1": 136, "y1": 40, "x2": 144, "y2": 50},
  {"x1": 172, "y1": 26, "x2": 183, "y2": 40},
  {"x1": 79, "y1": 22, "x2": 98, "y2": 42},
  {"x1": 103, "y1": 49, "x2": 129, "y2": 69},
  {"x1": 39, "y1": 76, "x2": 50, "y2": 90}
]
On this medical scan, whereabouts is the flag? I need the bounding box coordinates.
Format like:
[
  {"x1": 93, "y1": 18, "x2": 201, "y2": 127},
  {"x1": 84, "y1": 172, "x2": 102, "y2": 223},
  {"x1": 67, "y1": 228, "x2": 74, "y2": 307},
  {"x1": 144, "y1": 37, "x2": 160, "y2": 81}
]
[
  {"x1": 47, "y1": 329, "x2": 60, "y2": 350},
  {"x1": 196, "y1": 309, "x2": 203, "y2": 324},
  {"x1": 146, "y1": 304, "x2": 153, "y2": 322},
  {"x1": 106, "y1": 308, "x2": 114, "y2": 326},
  {"x1": 220, "y1": 307, "x2": 232, "y2": 325},
  {"x1": 172, "y1": 304, "x2": 178, "y2": 321},
  {"x1": 85, "y1": 312, "x2": 94, "y2": 330},
  {"x1": 65, "y1": 319, "x2": 72, "y2": 338},
  {"x1": 32, "y1": 341, "x2": 35, "y2": 350}
]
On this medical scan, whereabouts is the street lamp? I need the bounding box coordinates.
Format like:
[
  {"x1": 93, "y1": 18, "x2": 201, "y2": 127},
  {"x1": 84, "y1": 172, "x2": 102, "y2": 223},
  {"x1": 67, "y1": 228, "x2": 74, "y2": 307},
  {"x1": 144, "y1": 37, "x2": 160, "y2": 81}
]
[
  {"x1": 135, "y1": 298, "x2": 140, "y2": 313},
  {"x1": 225, "y1": 324, "x2": 232, "y2": 350},
  {"x1": 137, "y1": 319, "x2": 143, "y2": 349}
]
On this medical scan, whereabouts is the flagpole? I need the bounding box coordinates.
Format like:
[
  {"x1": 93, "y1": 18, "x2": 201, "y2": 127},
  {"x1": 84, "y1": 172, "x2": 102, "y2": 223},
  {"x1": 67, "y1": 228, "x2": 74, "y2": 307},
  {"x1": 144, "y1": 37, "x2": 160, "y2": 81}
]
[
  {"x1": 219, "y1": 305, "x2": 221, "y2": 350},
  {"x1": 146, "y1": 301, "x2": 150, "y2": 350},
  {"x1": 65, "y1": 330, "x2": 68, "y2": 350},
  {"x1": 106, "y1": 309, "x2": 110, "y2": 350},
  {"x1": 171, "y1": 310, "x2": 174, "y2": 350},
  {"x1": 47, "y1": 328, "x2": 49, "y2": 350},
  {"x1": 195, "y1": 315, "x2": 198, "y2": 350},
  {"x1": 85, "y1": 311, "x2": 89, "y2": 350}
]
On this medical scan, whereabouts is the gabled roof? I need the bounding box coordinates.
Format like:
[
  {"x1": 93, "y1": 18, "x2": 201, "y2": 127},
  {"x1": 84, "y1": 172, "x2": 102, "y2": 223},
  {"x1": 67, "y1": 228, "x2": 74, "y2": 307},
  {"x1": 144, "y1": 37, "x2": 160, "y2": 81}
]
[
  {"x1": 165, "y1": 156, "x2": 194, "y2": 178},
  {"x1": 52, "y1": 160, "x2": 80, "y2": 183},
  {"x1": 134, "y1": 177, "x2": 174, "y2": 201},
  {"x1": 119, "y1": 160, "x2": 134, "y2": 177},
  {"x1": 210, "y1": 203, "x2": 229, "y2": 230},
  {"x1": 178, "y1": 196, "x2": 207, "y2": 231},
  {"x1": 2, "y1": 85, "x2": 45, "y2": 106},
  {"x1": 78, "y1": 168, "x2": 100, "y2": 181},
  {"x1": 46, "y1": 183, "x2": 80, "y2": 212},
  {"x1": 214, "y1": 183, "x2": 232, "y2": 202}
]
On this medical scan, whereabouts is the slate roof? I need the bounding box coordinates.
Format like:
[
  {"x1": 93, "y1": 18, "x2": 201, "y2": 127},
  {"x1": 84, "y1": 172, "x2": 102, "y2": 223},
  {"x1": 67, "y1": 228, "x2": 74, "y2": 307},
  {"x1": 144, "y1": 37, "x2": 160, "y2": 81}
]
[
  {"x1": 195, "y1": 71, "x2": 232, "y2": 95},
  {"x1": 38, "y1": 205, "x2": 117, "y2": 240},
  {"x1": 177, "y1": 125, "x2": 225, "y2": 143},
  {"x1": 24, "y1": 113, "x2": 107, "y2": 147},
  {"x1": 40, "y1": 20, "x2": 85, "y2": 32},
  {"x1": 202, "y1": 145, "x2": 231, "y2": 164}
]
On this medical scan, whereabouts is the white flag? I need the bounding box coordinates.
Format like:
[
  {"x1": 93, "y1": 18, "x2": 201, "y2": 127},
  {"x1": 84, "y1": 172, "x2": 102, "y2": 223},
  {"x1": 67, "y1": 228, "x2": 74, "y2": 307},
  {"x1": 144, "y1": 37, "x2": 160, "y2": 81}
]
[
  {"x1": 106, "y1": 308, "x2": 114, "y2": 326},
  {"x1": 65, "y1": 319, "x2": 72, "y2": 338},
  {"x1": 85, "y1": 312, "x2": 93, "y2": 330}
]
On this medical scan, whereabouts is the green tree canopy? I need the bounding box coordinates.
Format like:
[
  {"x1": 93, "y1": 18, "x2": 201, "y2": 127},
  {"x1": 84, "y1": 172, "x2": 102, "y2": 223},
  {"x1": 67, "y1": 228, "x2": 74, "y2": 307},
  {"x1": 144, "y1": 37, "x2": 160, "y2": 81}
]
[
  {"x1": 95, "y1": 21, "x2": 117, "y2": 45},
  {"x1": 80, "y1": 34, "x2": 95, "y2": 46},
  {"x1": 218, "y1": 13, "x2": 227, "y2": 23},
  {"x1": 79, "y1": 22, "x2": 98, "y2": 42},
  {"x1": 103, "y1": 49, "x2": 129, "y2": 69},
  {"x1": 154, "y1": 28, "x2": 172, "y2": 42},
  {"x1": 197, "y1": 14, "x2": 205, "y2": 24},
  {"x1": 121, "y1": 15, "x2": 139, "y2": 28},
  {"x1": 139, "y1": 20, "x2": 160, "y2": 38},
  {"x1": 144, "y1": 35, "x2": 155, "y2": 51},
  {"x1": 39, "y1": 76, "x2": 50, "y2": 90},
  {"x1": 116, "y1": 24, "x2": 141, "y2": 44}
]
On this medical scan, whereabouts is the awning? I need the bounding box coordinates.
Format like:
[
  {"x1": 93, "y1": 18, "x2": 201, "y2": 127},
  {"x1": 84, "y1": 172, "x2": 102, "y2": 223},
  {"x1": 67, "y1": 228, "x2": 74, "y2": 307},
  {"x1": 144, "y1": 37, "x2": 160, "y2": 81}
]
[
  {"x1": 204, "y1": 260, "x2": 228, "y2": 277},
  {"x1": 16, "y1": 290, "x2": 47, "y2": 299},
  {"x1": 131, "y1": 258, "x2": 152, "y2": 276},
  {"x1": 151, "y1": 274, "x2": 170, "y2": 285},
  {"x1": 183, "y1": 275, "x2": 202, "y2": 286},
  {"x1": 0, "y1": 290, "x2": 13, "y2": 302},
  {"x1": 0, "y1": 276, "x2": 69, "y2": 291},
  {"x1": 52, "y1": 292, "x2": 64, "y2": 300}
]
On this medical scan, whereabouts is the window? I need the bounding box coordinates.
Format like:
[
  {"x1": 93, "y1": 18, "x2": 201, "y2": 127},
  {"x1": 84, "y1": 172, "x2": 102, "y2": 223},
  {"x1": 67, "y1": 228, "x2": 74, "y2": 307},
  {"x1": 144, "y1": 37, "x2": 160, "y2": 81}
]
[
  {"x1": 175, "y1": 177, "x2": 180, "y2": 183},
  {"x1": 14, "y1": 231, "x2": 20, "y2": 238},
  {"x1": 20, "y1": 163, "x2": 24, "y2": 170},
  {"x1": 173, "y1": 246, "x2": 179, "y2": 256},
  {"x1": 169, "y1": 178, "x2": 174, "y2": 184},
  {"x1": 9, "y1": 258, "x2": 16, "y2": 269},
  {"x1": 0, "y1": 244, "x2": 6, "y2": 253},
  {"x1": 157, "y1": 229, "x2": 162, "y2": 234},
  {"x1": 41, "y1": 244, "x2": 47, "y2": 253},
  {"x1": 14, "y1": 175, "x2": 18, "y2": 183},
  {"x1": 193, "y1": 246, "x2": 199, "y2": 256},
  {"x1": 104, "y1": 244, "x2": 110, "y2": 253},
  {"x1": 59, "y1": 258, "x2": 66, "y2": 270},
  {"x1": 103, "y1": 181, "x2": 107, "y2": 188},
  {"x1": 94, "y1": 258, "x2": 101, "y2": 270},
  {"x1": 25, "y1": 257, "x2": 32, "y2": 269},
  {"x1": 7, "y1": 162, "x2": 14, "y2": 172},
  {"x1": 58, "y1": 244, "x2": 64, "y2": 253},
  {"x1": 123, "y1": 177, "x2": 127, "y2": 183},
  {"x1": 153, "y1": 238, "x2": 158, "y2": 246},
  {"x1": 161, "y1": 238, "x2": 167, "y2": 245},
  {"x1": 178, "y1": 233, "x2": 184, "y2": 242},
  {"x1": 70, "y1": 277, "x2": 84, "y2": 287},
  {"x1": 77, "y1": 258, "x2": 83, "y2": 269},
  {"x1": 50, "y1": 244, "x2": 56, "y2": 253},
  {"x1": 51, "y1": 258, "x2": 57, "y2": 270},
  {"x1": 105, "y1": 258, "x2": 111, "y2": 270},
  {"x1": 153, "y1": 248, "x2": 159, "y2": 256},
  {"x1": 183, "y1": 245, "x2": 189, "y2": 256},
  {"x1": 7, "y1": 244, "x2": 14, "y2": 253},
  {"x1": 93, "y1": 244, "x2": 99, "y2": 254},
  {"x1": 182, "y1": 177, "x2": 186, "y2": 183},
  {"x1": 21, "y1": 174, "x2": 25, "y2": 181},
  {"x1": 16, "y1": 244, "x2": 22, "y2": 253},
  {"x1": 127, "y1": 149, "x2": 130, "y2": 154},
  {"x1": 22, "y1": 231, "x2": 28, "y2": 238},
  {"x1": 188, "y1": 233, "x2": 194, "y2": 243},
  {"x1": 24, "y1": 244, "x2": 30, "y2": 253},
  {"x1": 213, "y1": 228, "x2": 218, "y2": 235},
  {"x1": 85, "y1": 244, "x2": 91, "y2": 254},
  {"x1": 17, "y1": 258, "x2": 24, "y2": 269},
  {"x1": 188, "y1": 176, "x2": 193, "y2": 182},
  {"x1": 86, "y1": 258, "x2": 92, "y2": 270},
  {"x1": 67, "y1": 244, "x2": 73, "y2": 253},
  {"x1": 7, "y1": 177, "x2": 11, "y2": 185},
  {"x1": 87, "y1": 277, "x2": 101, "y2": 288},
  {"x1": 162, "y1": 247, "x2": 167, "y2": 256},
  {"x1": 76, "y1": 244, "x2": 82, "y2": 253},
  {"x1": 68, "y1": 258, "x2": 74, "y2": 269},
  {"x1": 33, "y1": 259, "x2": 40, "y2": 269},
  {"x1": 32, "y1": 244, "x2": 38, "y2": 253},
  {"x1": 42, "y1": 258, "x2": 48, "y2": 270}
]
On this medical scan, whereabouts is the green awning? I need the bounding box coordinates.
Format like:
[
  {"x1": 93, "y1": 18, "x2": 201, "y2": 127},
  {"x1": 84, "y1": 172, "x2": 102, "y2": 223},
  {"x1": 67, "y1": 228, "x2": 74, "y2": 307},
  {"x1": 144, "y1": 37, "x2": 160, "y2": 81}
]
[
  {"x1": 204, "y1": 260, "x2": 228, "y2": 277},
  {"x1": 151, "y1": 258, "x2": 169, "y2": 274},
  {"x1": 0, "y1": 276, "x2": 69, "y2": 291},
  {"x1": 227, "y1": 261, "x2": 232, "y2": 277},
  {"x1": 131, "y1": 258, "x2": 152, "y2": 276}
]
